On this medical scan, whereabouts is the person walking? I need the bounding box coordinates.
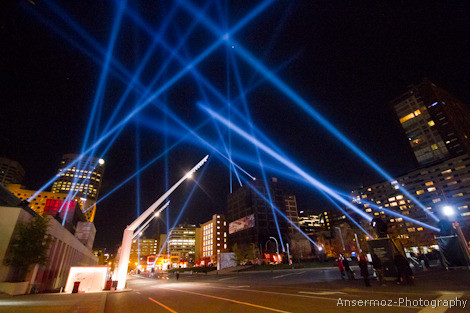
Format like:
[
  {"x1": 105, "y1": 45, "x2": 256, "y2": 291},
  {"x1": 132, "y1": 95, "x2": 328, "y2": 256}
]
[
  {"x1": 371, "y1": 253, "x2": 385, "y2": 286},
  {"x1": 358, "y1": 255, "x2": 371, "y2": 287},
  {"x1": 336, "y1": 255, "x2": 345, "y2": 280},
  {"x1": 342, "y1": 257, "x2": 355, "y2": 280},
  {"x1": 394, "y1": 254, "x2": 413, "y2": 285}
]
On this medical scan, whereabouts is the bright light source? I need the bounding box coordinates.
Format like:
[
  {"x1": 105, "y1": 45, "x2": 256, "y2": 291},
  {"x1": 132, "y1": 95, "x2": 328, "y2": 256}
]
[
  {"x1": 442, "y1": 205, "x2": 455, "y2": 216},
  {"x1": 186, "y1": 171, "x2": 193, "y2": 178},
  {"x1": 99, "y1": 159, "x2": 105, "y2": 165},
  {"x1": 154, "y1": 212, "x2": 160, "y2": 217},
  {"x1": 318, "y1": 247, "x2": 323, "y2": 251}
]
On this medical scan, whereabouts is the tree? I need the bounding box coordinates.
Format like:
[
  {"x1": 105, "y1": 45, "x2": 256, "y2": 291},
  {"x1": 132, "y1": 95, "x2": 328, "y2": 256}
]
[
  {"x1": 231, "y1": 243, "x2": 246, "y2": 265},
  {"x1": 4, "y1": 215, "x2": 52, "y2": 282}
]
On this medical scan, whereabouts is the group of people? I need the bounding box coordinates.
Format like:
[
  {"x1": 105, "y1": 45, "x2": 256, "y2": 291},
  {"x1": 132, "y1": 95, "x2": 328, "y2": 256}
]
[{"x1": 337, "y1": 253, "x2": 414, "y2": 287}]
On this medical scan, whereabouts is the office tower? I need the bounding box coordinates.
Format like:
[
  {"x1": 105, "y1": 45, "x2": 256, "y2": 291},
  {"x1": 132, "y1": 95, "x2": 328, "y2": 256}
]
[
  {"x1": 168, "y1": 224, "x2": 197, "y2": 264},
  {"x1": 51, "y1": 153, "x2": 105, "y2": 222},
  {"x1": 227, "y1": 177, "x2": 299, "y2": 253},
  {"x1": 201, "y1": 214, "x2": 228, "y2": 265},
  {"x1": 0, "y1": 157, "x2": 25, "y2": 186},
  {"x1": 391, "y1": 79, "x2": 470, "y2": 166}
]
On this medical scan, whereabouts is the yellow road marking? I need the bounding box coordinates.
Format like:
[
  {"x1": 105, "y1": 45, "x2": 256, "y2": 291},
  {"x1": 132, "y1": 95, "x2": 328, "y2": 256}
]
[
  {"x1": 148, "y1": 297, "x2": 178, "y2": 313},
  {"x1": 164, "y1": 287, "x2": 292, "y2": 313}
]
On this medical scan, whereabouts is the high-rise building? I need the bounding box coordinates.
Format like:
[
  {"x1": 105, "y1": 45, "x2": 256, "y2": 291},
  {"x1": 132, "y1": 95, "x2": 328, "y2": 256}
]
[
  {"x1": 227, "y1": 177, "x2": 300, "y2": 253},
  {"x1": 168, "y1": 224, "x2": 197, "y2": 264},
  {"x1": 351, "y1": 154, "x2": 470, "y2": 246},
  {"x1": 0, "y1": 157, "x2": 25, "y2": 186},
  {"x1": 392, "y1": 79, "x2": 470, "y2": 166},
  {"x1": 51, "y1": 153, "x2": 105, "y2": 222},
  {"x1": 201, "y1": 214, "x2": 228, "y2": 265},
  {"x1": 130, "y1": 238, "x2": 159, "y2": 264}
]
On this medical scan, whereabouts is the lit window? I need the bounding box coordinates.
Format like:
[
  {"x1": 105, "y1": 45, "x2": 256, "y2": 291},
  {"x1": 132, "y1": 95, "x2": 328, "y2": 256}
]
[
  {"x1": 441, "y1": 169, "x2": 452, "y2": 174},
  {"x1": 432, "y1": 198, "x2": 441, "y2": 203},
  {"x1": 431, "y1": 144, "x2": 438, "y2": 150},
  {"x1": 407, "y1": 228, "x2": 416, "y2": 232},
  {"x1": 388, "y1": 197, "x2": 396, "y2": 202},
  {"x1": 365, "y1": 208, "x2": 372, "y2": 212},
  {"x1": 390, "y1": 202, "x2": 398, "y2": 207},
  {"x1": 416, "y1": 190, "x2": 425, "y2": 195},
  {"x1": 425, "y1": 181, "x2": 433, "y2": 186},
  {"x1": 417, "y1": 227, "x2": 423, "y2": 231},
  {"x1": 396, "y1": 195, "x2": 403, "y2": 200},
  {"x1": 427, "y1": 187, "x2": 436, "y2": 192},
  {"x1": 428, "y1": 120, "x2": 435, "y2": 126}
]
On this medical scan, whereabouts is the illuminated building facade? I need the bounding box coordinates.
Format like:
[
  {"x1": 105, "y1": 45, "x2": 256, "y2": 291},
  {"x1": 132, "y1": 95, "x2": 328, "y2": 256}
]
[
  {"x1": 298, "y1": 212, "x2": 322, "y2": 235},
  {"x1": 392, "y1": 79, "x2": 470, "y2": 166},
  {"x1": 201, "y1": 214, "x2": 228, "y2": 265},
  {"x1": 0, "y1": 157, "x2": 25, "y2": 187},
  {"x1": 352, "y1": 154, "x2": 470, "y2": 246},
  {"x1": 168, "y1": 224, "x2": 197, "y2": 263},
  {"x1": 51, "y1": 153, "x2": 105, "y2": 222},
  {"x1": 130, "y1": 238, "x2": 158, "y2": 264},
  {"x1": 7, "y1": 183, "x2": 73, "y2": 215}
]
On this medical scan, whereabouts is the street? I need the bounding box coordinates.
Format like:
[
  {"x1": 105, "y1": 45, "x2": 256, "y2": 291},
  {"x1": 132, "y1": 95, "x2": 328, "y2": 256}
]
[{"x1": 1, "y1": 267, "x2": 468, "y2": 312}]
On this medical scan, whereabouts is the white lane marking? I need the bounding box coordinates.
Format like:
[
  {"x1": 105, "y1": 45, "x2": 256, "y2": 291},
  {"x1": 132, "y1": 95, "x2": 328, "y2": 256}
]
[
  {"x1": 218, "y1": 276, "x2": 238, "y2": 281},
  {"x1": 299, "y1": 291, "x2": 347, "y2": 295},
  {"x1": 418, "y1": 293, "x2": 464, "y2": 313},
  {"x1": 227, "y1": 285, "x2": 250, "y2": 288},
  {"x1": 273, "y1": 271, "x2": 305, "y2": 279}
]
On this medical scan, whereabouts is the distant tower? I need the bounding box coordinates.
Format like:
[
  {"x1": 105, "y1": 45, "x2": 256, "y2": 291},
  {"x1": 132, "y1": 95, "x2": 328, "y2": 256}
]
[
  {"x1": 51, "y1": 153, "x2": 105, "y2": 222},
  {"x1": 0, "y1": 157, "x2": 25, "y2": 187},
  {"x1": 391, "y1": 79, "x2": 470, "y2": 166}
]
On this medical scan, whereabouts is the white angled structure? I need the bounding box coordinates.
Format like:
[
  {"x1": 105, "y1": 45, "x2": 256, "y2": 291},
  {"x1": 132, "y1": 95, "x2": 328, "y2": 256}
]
[{"x1": 116, "y1": 155, "x2": 209, "y2": 290}]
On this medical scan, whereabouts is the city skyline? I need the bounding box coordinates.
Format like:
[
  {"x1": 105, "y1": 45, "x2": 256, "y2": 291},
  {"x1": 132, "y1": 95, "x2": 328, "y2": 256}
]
[{"x1": 1, "y1": 1, "x2": 469, "y2": 250}]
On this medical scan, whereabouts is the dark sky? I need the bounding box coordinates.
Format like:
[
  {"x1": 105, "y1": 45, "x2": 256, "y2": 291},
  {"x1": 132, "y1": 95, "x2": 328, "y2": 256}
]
[{"x1": 1, "y1": 1, "x2": 469, "y2": 250}]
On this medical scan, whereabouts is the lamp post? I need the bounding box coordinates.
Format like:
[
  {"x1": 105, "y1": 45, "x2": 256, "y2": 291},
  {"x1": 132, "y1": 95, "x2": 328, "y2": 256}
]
[
  {"x1": 115, "y1": 155, "x2": 208, "y2": 290},
  {"x1": 335, "y1": 227, "x2": 346, "y2": 253}
]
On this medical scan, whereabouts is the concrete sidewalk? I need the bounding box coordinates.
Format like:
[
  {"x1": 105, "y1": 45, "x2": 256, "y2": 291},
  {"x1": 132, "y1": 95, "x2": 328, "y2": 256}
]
[
  {"x1": 295, "y1": 267, "x2": 470, "y2": 295},
  {"x1": 0, "y1": 291, "x2": 107, "y2": 313}
]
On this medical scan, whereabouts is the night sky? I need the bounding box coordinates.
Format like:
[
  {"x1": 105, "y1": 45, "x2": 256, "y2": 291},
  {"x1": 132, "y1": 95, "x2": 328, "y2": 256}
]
[{"x1": 1, "y1": 1, "x2": 469, "y2": 250}]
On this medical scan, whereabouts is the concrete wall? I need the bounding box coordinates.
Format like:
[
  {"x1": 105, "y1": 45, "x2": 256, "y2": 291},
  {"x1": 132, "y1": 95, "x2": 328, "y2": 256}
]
[
  {"x1": 0, "y1": 206, "x2": 33, "y2": 281},
  {"x1": 0, "y1": 205, "x2": 98, "y2": 292}
]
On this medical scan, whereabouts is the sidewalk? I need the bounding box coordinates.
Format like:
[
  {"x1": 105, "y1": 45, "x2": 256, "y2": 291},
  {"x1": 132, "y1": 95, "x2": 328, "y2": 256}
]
[
  {"x1": 0, "y1": 291, "x2": 107, "y2": 313},
  {"x1": 298, "y1": 267, "x2": 470, "y2": 295}
]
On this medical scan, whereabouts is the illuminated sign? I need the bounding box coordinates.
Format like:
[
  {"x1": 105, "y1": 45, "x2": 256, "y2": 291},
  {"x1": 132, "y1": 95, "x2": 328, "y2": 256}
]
[{"x1": 229, "y1": 214, "x2": 255, "y2": 234}]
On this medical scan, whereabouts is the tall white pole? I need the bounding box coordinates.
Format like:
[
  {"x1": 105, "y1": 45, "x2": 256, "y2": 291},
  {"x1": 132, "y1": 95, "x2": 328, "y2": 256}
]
[{"x1": 116, "y1": 155, "x2": 208, "y2": 290}]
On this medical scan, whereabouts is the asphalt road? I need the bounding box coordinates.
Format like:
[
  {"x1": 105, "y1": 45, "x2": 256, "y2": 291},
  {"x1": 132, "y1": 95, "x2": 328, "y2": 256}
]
[{"x1": 1, "y1": 267, "x2": 469, "y2": 313}]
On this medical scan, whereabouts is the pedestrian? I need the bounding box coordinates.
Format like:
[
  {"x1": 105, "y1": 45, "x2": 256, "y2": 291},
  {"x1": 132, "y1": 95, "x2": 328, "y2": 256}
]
[
  {"x1": 176, "y1": 272, "x2": 180, "y2": 280},
  {"x1": 342, "y1": 257, "x2": 355, "y2": 280},
  {"x1": 358, "y1": 255, "x2": 371, "y2": 287},
  {"x1": 336, "y1": 255, "x2": 345, "y2": 280},
  {"x1": 394, "y1": 254, "x2": 413, "y2": 285},
  {"x1": 371, "y1": 253, "x2": 385, "y2": 286}
]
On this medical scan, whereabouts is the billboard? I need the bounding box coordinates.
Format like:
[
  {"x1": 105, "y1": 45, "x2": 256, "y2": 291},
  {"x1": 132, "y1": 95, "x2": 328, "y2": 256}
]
[{"x1": 229, "y1": 214, "x2": 255, "y2": 234}]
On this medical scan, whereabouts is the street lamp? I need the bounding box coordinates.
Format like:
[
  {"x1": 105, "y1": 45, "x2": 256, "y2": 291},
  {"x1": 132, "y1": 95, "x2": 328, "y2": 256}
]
[
  {"x1": 335, "y1": 227, "x2": 346, "y2": 253},
  {"x1": 442, "y1": 205, "x2": 455, "y2": 217},
  {"x1": 115, "y1": 155, "x2": 209, "y2": 290}
]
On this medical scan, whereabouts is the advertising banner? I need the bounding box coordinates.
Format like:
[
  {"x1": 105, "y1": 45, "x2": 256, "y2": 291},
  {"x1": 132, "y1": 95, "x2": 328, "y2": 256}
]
[{"x1": 229, "y1": 214, "x2": 255, "y2": 234}]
